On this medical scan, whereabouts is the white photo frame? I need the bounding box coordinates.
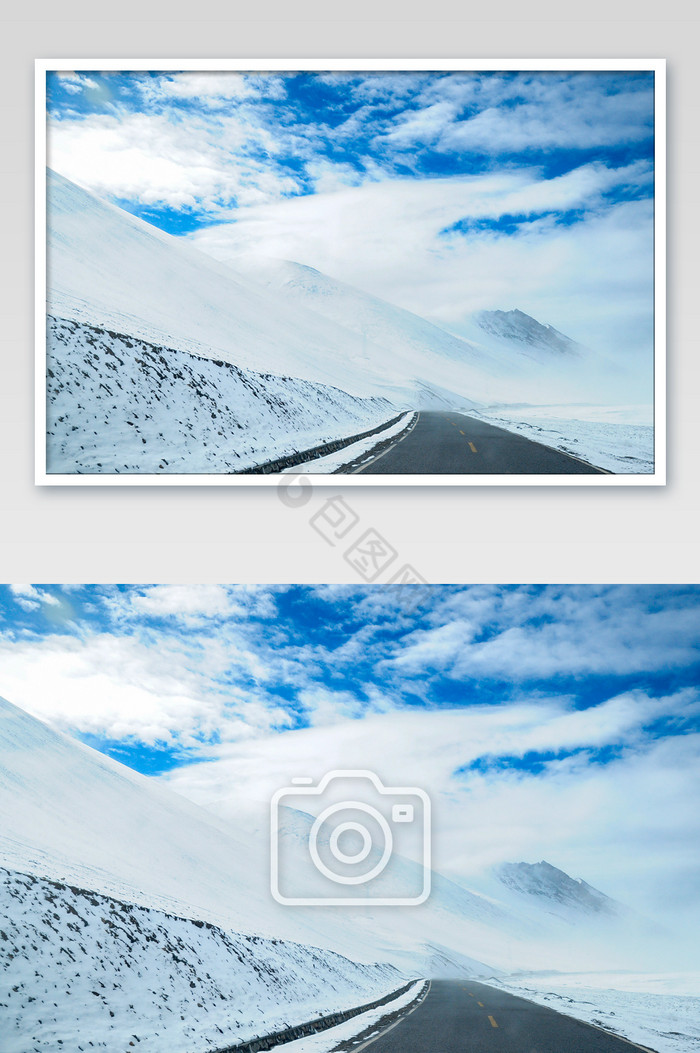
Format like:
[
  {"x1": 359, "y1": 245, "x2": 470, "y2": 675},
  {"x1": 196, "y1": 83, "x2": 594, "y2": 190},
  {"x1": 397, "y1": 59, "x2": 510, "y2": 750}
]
[{"x1": 35, "y1": 58, "x2": 666, "y2": 486}]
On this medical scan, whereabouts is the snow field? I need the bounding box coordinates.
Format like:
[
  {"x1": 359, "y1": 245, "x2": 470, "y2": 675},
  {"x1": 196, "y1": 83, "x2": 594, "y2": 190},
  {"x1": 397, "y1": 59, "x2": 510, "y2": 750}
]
[
  {"x1": 470, "y1": 406, "x2": 654, "y2": 473},
  {"x1": 493, "y1": 973, "x2": 700, "y2": 1053}
]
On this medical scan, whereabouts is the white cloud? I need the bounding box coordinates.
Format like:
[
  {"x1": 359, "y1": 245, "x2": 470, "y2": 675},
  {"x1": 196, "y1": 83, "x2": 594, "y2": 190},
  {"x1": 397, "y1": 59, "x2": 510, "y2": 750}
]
[
  {"x1": 0, "y1": 623, "x2": 293, "y2": 747},
  {"x1": 162, "y1": 697, "x2": 700, "y2": 916},
  {"x1": 190, "y1": 166, "x2": 653, "y2": 371},
  {"x1": 304, "y1": 159, "x2": 366, "y2": 194},
  {"x1": 102, "y1": 584, "x2": 278, "y2": 626},
  {"x1": 54, "y1": 72, "x2": 98, "y2": 95},
  {"x1": 9, "y1": 585, "x2": 61, "y2": 611},
  {"x1": 139, "y1": 71, "x2": 288, "y2": 106},
  {"x1": 384, "y1": 72, "x2": 654, "y2": 155},
  {"x1": 48, "y1": 111, "x2": 301, "y2": 211},
  {"x1": 389, "y1": 588, "x2": 700, "y2": 680},
  {"x1": 128, "y1": 585, "x2": 245, "y2": 621}
]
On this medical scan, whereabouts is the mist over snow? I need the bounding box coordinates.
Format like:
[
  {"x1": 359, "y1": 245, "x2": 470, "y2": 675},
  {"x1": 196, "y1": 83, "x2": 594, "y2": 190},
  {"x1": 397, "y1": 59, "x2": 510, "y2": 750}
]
[{"x1": 192, "y1": 175, "x2": 653, "y2": 405}]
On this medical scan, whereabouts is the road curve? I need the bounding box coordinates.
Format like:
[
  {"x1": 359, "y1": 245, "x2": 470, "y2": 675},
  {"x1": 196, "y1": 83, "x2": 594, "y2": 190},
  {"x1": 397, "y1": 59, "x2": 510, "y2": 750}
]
[
  {"x1": 357, "y1": 979, "x2": 651, "y2": 1053},
  {"x1": 349, "y1": 411, "x2": 606, "y2": 475}
]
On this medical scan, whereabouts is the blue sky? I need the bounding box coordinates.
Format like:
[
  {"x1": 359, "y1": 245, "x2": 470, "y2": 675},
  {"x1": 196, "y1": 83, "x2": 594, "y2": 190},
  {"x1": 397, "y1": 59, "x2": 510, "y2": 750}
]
[
  {"x1": 1, "y1": 583, "x2": 696, "y2": 773},
  {"x1": 2, "y1": 584, "x2": 698, "y2": 905},
  {"x1": 45, "y1": 69, "x2": 656, "y2": 362},
  {"x1": 46, "y1": 70, "x2": 654, "y2": 234}
]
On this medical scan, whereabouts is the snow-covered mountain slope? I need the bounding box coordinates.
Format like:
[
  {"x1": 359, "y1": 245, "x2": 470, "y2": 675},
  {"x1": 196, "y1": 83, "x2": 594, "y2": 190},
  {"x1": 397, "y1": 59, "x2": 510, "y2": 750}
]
[
  {"x1": 0, "y1": 694, "x2": 667, "y2": 989},
  {"x1": 46, "y1": 170, "x2": 398, "y2": 401},
  {"x1": 190, "y1": 252, "x2": 616, "y2": 407},
  {"x1": 46, "y1": 316, "x2": 394, "y2": 474},
  {"x1": 0, "y1": 695, "x2": 273, "y2": 936},
  {"x1": 48, "y1": 172, "x2": 608, "y2": 415},
  {"x1": 0, "y1": 867, "x2": 400, "y2": 1053},
  {"x1": 231, "y1": 256, "x2": 485, "y2": 404},
  {"x1": 0, "y1": 695, "x2": 413, "y2": 969}
]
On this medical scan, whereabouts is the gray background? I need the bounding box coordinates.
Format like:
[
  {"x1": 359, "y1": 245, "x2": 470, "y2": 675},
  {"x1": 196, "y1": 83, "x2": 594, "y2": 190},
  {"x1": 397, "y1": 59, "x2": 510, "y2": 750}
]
[{"x1": 1, "y1": 3, "x2": 696, "y2": 583}]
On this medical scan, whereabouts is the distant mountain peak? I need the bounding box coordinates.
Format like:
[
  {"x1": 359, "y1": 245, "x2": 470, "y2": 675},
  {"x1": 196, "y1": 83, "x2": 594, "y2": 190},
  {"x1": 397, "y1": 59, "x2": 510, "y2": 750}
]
[
  {"x1": 473, "y1": 309, "x2": 583, "y2": 356},
  {"x1": 494, "y1": 860, "x2": 623, "y2": 917}
]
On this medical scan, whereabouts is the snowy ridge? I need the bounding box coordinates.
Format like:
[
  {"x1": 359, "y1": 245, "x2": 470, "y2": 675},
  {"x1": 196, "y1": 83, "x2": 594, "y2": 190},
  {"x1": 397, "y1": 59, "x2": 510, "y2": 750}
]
[
  {"x1": 0, "y1": 867, "x2": 401, "y2": 1053},
  {"x1": 495, "y1": 861, "x2": 624, "y2": 918},
  {"x1": 225, "y1": 255, "x2": 603, "y2": 406},
  {"x1": 46, "y1": 317, "x2": 394, "y2": 474},
  {"x1": 473, "y1": 309, "x2": 583, "y2": 357}
]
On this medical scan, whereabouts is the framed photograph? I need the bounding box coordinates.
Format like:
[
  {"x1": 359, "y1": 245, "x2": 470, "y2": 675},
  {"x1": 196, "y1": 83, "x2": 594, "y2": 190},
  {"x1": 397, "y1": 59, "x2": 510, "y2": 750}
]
[
  {"x1": 36, "y1": 59, "x2": 665, "y2": 485},
  {"x1": 2, "y1": 583, "x2": 697, "y2": 1053}
]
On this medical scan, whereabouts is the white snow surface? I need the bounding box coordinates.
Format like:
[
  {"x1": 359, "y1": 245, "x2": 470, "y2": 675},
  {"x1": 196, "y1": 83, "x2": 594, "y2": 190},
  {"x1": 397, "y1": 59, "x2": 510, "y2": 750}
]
[
  {"x1": 46, "y1": 316, "x2": 394, "y2": 474},
  {"x1": 468, "y1": 404, "x2": 654, "y2": 474},
  {"x1": 0, "y1": 867, "x2": 402, "y2": 1053},
  {"x1": 280, "y1": 980, "x2": 426, "y2": 1053},
  {"x1": 282, "y1": 414, "x2": 415, "y2": 474},
  {"x1": 493, "y1": 972, "x2": 700, "y2": 1053}
]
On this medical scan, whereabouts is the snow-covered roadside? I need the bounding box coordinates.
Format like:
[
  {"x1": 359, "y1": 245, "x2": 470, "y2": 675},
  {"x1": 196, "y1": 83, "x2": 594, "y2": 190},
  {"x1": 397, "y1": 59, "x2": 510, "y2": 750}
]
[
  {"x1": 492, "y1": 973, "x2": 700, "y2": 1053},
  {"x1": 46, "y1": 317, "x2": 396, "y2": 474},
  {"x1": 469, "y1": 405, "x2": 654, "y2": 474},
  {"x1": 281, "y1": 414, "x2": 415, "y2": 474},
  {"x1": 279, "y1": 980, "x2": 426, "y2": 1053},
  {"x1": 0, "y1": 867, "x2": 403, "y2": 1053}
]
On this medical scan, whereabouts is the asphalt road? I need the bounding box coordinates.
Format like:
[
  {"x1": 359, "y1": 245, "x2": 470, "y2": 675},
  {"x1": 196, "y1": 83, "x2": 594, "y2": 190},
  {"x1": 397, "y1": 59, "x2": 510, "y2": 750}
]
[
  {"x1": 352, "y1": 411, "x2": 606, "y2": 475},
  {"x1": 359, "y1": 979, "x2": 649, "y2": 1053}
]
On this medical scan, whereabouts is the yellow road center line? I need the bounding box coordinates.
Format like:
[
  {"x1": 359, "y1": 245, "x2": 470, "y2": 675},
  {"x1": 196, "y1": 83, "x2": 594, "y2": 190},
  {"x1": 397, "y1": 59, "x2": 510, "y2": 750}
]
[
  {"x1": 488, "y1": 1015, "x2": 498, "y2": 1028},
  {"x1": 468, "y1": 993, "x2": 474, "y2": 997},
  {"x1": 468, "y1": 441, "x2": 477, "y2": 453},
  {"x1": 478, "y1": 1001, "x2": 484, "y2": 1007},
  {"x1": 459, "y1": 429, "x2": 465, "y2": 435}
]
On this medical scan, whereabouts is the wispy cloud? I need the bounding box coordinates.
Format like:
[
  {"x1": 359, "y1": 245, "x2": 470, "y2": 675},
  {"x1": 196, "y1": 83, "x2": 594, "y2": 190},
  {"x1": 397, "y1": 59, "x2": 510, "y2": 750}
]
[
  {"x1": 1, "y1": 584, "x2": 697, "y2": 749},
  {"x1": 8, "y1": 584, "x2": 61, "y2": 611}
]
